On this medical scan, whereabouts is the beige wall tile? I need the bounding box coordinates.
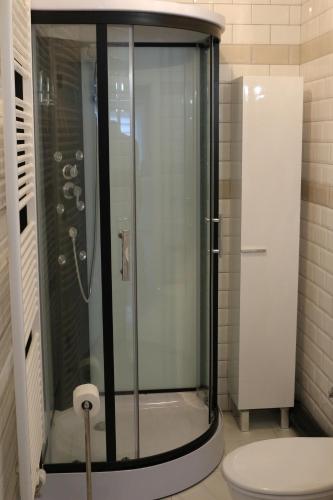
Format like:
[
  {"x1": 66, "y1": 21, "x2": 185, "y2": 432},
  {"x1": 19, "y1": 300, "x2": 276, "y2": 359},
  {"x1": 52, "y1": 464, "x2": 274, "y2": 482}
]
[
  {"x1": 220, "y1": 45, "x2": 252, "y2": 64},
  {"x1": 289, "y1": 44, "x2": 301, "y2": 64},
  {"x1": 251, "y1": 45, "x2": 289, "y2": 64},
  {"x1": 301, "y1": 31, "x2": 333, "y2": 64}
]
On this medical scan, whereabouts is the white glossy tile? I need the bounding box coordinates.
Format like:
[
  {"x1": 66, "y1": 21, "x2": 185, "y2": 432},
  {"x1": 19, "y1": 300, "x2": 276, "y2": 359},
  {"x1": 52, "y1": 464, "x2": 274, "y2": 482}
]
[
  {"x1": 252, "y1": 5, "x2": 290, "y2": 25},
  {"x1": 269, "y1": 65, "x2": 300, "y2": 76},
  {"x1": 271, "y1": 25, "x2": 301, "y2": 44},
  {"x1": 290, "y1": 6, "x2": 301, "y2": 24},
  {"x1": 213, "y1": 4, "x2": 252, "y2": 24},
  {"x1": 233, "y1": 25, "x2": 270, "y2": 45}
]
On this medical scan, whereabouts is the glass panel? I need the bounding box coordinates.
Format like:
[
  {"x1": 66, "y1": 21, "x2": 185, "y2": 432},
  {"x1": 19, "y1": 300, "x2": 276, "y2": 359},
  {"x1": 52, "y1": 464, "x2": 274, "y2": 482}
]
[
  {"x1": 199, "y1": 45, "x2": 211, "y2": 412},
  {"x1": 133, "y1": 26, "x2": 212, "y2": 457},
  {"x1": 107, "y1": 25, "x2": 138, "y2": 461},
  {"x1": 33, "y1": 25, "x2": 106, "y2": 464}
]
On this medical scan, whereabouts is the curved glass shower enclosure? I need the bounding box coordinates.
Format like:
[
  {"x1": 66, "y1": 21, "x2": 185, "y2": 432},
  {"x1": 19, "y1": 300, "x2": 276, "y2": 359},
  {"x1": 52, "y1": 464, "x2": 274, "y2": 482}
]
[{"x1": 32, "y1": 11, "x2": 220, "y2": 474}]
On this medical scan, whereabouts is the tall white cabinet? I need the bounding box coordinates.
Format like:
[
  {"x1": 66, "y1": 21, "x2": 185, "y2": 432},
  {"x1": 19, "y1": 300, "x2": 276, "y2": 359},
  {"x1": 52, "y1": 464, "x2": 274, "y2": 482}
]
[{"x1": 228, "y1": 76, "x2": 303, "y2": 430}]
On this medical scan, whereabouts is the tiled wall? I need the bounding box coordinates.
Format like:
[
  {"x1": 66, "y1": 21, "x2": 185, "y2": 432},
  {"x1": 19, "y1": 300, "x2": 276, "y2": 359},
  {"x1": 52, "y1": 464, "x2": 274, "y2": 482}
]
[
  {"x1": 0, "y1": 60, "x2": 19, "y2": 498},
  {"x1": 296, "y1": 0, "x2": 333, "y2": 434}
]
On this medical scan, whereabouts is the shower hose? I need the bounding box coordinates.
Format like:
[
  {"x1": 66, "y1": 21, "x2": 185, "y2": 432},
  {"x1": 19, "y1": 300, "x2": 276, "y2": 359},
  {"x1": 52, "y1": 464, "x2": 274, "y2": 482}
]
[
  {"x1": 69, "y1": 69, "x2": 99, "y2": 304},
  {"x1": 69, "y1": 136, "x2": 99, "y2": 303},
  {"x1": 70, "y1": 229, "x2": 92, "y2": 304}
]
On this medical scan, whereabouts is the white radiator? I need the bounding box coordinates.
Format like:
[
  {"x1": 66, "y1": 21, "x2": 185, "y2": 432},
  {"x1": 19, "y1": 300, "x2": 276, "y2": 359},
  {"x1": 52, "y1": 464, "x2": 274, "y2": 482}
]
[
  {"x1": 26, "y1": 332, "x2": 44, "y2": 493},
  {"x1": 0, "y1": 0, "x2": 45, "y2": 498}
]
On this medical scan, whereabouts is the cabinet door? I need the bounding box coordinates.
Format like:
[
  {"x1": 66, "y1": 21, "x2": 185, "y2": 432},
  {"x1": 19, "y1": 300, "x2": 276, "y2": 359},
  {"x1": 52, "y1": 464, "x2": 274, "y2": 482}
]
[{"x1": 238, "y1": 76, "x2": 303, "y2": 410}]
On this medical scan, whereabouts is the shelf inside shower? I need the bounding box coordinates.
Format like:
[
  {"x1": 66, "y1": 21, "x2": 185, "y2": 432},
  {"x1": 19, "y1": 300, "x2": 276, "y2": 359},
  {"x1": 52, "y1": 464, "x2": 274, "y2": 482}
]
[{"x1": 45, "y1": 391, "x2": 208, "y2": 464}]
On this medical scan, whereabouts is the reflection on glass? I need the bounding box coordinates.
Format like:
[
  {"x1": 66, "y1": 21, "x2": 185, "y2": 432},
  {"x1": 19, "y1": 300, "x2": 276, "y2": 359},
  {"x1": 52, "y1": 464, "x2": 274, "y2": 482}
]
[
  {"x1": 33, "y1": 24, "x2": 106, "y2": 464},
  {"x1": 107, "y1": 25, "x2": 138, "y2": 461},
  {"x1": 134, "y1": 26, "x2": 212, "y2": 457}
]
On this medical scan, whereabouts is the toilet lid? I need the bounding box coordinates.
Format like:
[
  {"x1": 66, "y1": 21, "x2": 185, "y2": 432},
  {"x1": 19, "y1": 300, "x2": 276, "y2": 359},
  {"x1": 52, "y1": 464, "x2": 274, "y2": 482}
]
[{"x1": 222, "y1": 438, "x2": 333, "y2": 496}]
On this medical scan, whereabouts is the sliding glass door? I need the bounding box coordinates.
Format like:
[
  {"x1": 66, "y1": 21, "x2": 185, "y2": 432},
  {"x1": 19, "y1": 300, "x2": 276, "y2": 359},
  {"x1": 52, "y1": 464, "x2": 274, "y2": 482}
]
[
  {"x1": 107, "y1": 25, "x2": 139, "y2": 461},
  {"x1": 108, "y1": 25, "x2": 214, "y2": 461}
]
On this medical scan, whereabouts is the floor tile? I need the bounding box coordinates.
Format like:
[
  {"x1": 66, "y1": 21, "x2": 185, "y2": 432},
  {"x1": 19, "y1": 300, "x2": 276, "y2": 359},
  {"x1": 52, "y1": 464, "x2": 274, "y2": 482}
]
[
  {"x1": 170, "y1": 410, "x2": 299, "y2": 500},
  {"x1": 172, "y1": 468, "x2": 231, "y2": 500},
  {"x1": 273, "y1": 427, "x2": 298, "y2": 438}
]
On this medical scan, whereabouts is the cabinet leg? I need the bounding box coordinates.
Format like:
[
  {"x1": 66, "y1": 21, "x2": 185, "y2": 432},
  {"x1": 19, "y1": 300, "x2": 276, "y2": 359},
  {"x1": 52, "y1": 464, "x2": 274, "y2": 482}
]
[
  {"x1": 280, "y1": 408, "x2": 289, "y2": 429},
  {"x1": 239, "y1": 410, "x2": 250, "y2": 432}
]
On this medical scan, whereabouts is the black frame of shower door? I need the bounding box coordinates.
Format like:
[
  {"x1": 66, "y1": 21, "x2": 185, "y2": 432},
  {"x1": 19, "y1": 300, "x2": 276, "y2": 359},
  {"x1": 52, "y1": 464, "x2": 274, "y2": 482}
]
[{"x1": 32, "y1": 12, "x2": 220, "y2": 473}]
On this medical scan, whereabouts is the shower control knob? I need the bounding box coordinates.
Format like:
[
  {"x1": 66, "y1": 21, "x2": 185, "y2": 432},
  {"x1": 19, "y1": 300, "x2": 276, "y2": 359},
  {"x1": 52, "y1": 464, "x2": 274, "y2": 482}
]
[
  {"x1": 53, "y1": 151, "x2": 62, "y2": 162},
  {"x1": 79, "y1": 250, "x2": 87, "y2": 261},
  {"x1": 75, "y1": 150, "x2": 84, "y2": 161},
  {"x1": 77, "y1": 200, "x2": 85, "y2": 212},
  {"x1": 56, "y1": 203, "x2": 65, "y2": 215},
  {"x1": 63, "y1": 181, "x2": 75, "y2": 199},
  {"x1": 63, "y1": 164, "x2": 78, "y2": 179},
  {"x1": 58, "y1": 254, "x2": 67, "y2": 266}
]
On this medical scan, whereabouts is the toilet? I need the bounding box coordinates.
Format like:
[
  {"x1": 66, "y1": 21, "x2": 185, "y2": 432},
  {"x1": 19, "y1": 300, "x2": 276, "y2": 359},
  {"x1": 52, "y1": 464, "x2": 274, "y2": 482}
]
[{"x1": 222, "y1": 438, "x2": 333, "y2": 500}]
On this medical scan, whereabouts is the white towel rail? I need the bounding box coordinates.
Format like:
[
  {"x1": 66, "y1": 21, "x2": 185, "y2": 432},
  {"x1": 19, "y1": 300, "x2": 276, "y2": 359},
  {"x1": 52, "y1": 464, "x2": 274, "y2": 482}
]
[{"x1": 0, "y1": 1, "x2": 45, "y2": 499}]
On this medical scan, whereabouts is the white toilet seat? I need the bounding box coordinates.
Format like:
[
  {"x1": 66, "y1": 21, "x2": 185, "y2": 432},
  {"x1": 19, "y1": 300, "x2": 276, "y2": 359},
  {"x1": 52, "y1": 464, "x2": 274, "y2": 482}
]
[{"x1": 222, "y1": 438, "x2": 333, "y2": 497}]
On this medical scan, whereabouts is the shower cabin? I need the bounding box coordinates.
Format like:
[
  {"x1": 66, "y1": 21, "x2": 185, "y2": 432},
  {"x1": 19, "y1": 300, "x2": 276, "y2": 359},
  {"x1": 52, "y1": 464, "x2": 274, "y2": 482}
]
[{"x1": 5, "y1": 1, "x2": 224, "y2": 498}]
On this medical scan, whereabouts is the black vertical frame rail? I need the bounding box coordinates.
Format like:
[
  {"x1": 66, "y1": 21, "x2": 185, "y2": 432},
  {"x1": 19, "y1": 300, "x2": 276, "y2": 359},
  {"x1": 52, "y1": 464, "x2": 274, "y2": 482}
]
[
  {"x1": 209, "y1": 37, "x2": 220, "y2": 419},
  {"x1": 96, "y1": 24, "x2": 117, "y2": 463}
]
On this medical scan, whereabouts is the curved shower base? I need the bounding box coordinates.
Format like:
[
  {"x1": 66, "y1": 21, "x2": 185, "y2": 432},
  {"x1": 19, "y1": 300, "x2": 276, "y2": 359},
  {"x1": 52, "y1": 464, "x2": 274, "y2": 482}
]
[{"x1": 40, "y1": 413, "x2": 223, "y2": 500}]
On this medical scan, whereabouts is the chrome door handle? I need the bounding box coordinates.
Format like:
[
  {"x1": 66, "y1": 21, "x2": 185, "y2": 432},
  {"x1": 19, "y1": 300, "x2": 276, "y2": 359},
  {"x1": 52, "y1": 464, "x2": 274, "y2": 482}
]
[
  {"x1": 118, "y1": 230, "x2": 130, "y2": 281},
  {"x1": 212, "y1": 216, "x2": 222, "y2": 256},
  {"x1": 241, "y1": 248, "x2": 267, "y2": 254}
]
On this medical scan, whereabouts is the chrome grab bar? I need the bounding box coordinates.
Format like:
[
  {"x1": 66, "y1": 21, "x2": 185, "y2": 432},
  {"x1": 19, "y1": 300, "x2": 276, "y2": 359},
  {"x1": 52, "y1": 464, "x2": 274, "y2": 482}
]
[
  {"x1": 83, "y1": 401, "x2": 93, "y2": 500},
  {"x1": 241, "y1": 248, "x2": 267, "y2": 254},
  {"x1": 118, "y1": 230, "x2": 130, "y2": 281}
]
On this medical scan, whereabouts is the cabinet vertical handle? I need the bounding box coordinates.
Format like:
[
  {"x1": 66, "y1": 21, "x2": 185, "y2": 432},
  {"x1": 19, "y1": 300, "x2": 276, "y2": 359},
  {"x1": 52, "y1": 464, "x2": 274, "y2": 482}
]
[{"x1": 118, "y1": 230, "x2": 130, "y2": 281}]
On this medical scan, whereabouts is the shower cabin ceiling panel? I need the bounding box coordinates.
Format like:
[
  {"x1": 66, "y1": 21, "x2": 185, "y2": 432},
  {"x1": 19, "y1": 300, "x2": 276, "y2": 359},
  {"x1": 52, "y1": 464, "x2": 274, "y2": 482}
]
[
  {"x1": 133, "y1": 26, "x2": 210, "y2": 44},
  {"x1": 31, "y1": 0, "x2": 225, "y2": 35}
]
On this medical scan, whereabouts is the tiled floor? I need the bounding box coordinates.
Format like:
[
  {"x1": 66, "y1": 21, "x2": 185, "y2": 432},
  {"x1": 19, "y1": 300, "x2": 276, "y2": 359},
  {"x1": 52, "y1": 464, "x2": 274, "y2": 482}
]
[{"x1": 169, "y1": 410, "x2": 298, "y2": 500}]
